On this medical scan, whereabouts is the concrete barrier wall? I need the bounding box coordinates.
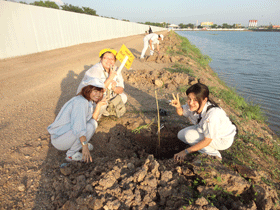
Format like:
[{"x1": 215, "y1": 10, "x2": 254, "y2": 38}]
[{"x1": 0, "y1": 1, "x2": 163, "y2": 59}]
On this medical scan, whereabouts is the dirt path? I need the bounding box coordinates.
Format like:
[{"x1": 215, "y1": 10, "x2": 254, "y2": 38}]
[{"x1": 0, "y1": 32, "x2": 170, "y2": 209}]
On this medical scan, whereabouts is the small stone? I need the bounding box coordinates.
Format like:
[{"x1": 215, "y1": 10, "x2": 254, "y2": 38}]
[{"x1": 18, "y1": 184, "x2": 25, "y2": 192}]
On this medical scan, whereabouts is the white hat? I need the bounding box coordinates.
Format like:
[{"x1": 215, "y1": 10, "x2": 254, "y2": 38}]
[
  {"x1": 80, "y1": 77, "x2": 105, "y2": 90},
  {"x1": 160, "y1": 34, "x2": 164, "y2": 41}
]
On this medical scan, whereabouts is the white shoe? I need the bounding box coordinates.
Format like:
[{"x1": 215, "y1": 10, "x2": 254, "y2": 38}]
[{"x1": 65, "y1": 152, "x2": 83, "y2": 162}]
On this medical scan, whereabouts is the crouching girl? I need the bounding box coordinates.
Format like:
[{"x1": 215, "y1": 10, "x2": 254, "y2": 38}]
[
  {"x1": 48, "y1": 77, "x2": 107, "y2": 163},
  {"x1": 171, "y1": 83, "x2": 237, "y2": 161}
]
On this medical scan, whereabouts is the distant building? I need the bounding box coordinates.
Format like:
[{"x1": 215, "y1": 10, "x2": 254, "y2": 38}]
[
  {"x1": 200, "y1": 22, "x2": 213, "y2": 27},
  {"x1": 169, "y1": 24, "x2": 179, "y2": 30},
  {"x1": 249, "y1": 20, "x2": 258, "y2": 27},
  {"x1": 273, "y1": 25, "x2": 280, "y2": 29}
]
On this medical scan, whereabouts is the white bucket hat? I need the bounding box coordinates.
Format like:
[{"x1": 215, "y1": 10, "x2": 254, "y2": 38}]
[
  {"x1": 160, "y1": 34, "x2": 164, "y2": 41},
  {"x1": 80, "y1": 77, "x2": 105, "y2": 90}
]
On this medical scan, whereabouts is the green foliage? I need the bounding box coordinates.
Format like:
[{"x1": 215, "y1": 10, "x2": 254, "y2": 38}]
[
  {"x1": 82, "y1": 6, "x2": 97, "y2": 16},
  {"x1": 164, "y1": 63, "x2": 193, "y2": 76},
  {"x1": 131, "y1": 119, "x2": 154, "y2": 134},
  {"x1": 209, "y1": 86, "x2": 266, "y2": 122},
  {"x1": 142, "y1": 22, "x2": 168, "y2": 28},
  {"x1": 30, "y1": 0, "x2": 59, "y2": 9},
  {"x1": 28, "y1": 1, "x2": 98, "y2": 16},
  {"x1": 178, "y1": 35, "x2": 212, "y2": 68},
  {"x1": 179, "y1": 23, "x2": 195, "y2": 29}
]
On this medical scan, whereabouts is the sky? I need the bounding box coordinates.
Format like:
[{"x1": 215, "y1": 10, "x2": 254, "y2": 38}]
[{"x1": 17, "y1": 0, "x2": 280, "y2": 26}]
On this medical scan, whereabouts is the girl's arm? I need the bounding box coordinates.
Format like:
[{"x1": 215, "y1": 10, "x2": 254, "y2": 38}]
[
  {"x1": 80, "y1": 135, "x2": 92, "y2": 163},
  {"x1": 174, "y1": 137, "x2": 212, "y2": 161},
  {"x1": 92, "y1": 98, "x2": 107, "y2": 121}
]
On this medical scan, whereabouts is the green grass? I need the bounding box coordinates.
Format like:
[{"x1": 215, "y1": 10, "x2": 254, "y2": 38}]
[
  {"x1": 209, "y1": 86, "x2": 266, "y2": 122},
  {"x1": 164, "y1": 63, "x2": 194, "y2": 76},
  {"x1": 178, "y1": 35, "x2": 212, "y2": 68},
  {"x1": 166, "y1": 31, "x2": 212, "y2": 69}
]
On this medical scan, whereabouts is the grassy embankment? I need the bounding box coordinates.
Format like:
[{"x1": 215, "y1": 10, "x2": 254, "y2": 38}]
[{"x1": 165, "y1": 31, "x2": 280, "y2": 197}]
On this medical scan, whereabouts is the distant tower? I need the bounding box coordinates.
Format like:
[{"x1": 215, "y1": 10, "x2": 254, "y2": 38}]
[{"x1": 249, "y1": 20, "x2": 258, "y2": 27}]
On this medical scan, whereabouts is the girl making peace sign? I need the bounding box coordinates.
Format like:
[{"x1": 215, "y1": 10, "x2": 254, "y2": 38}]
[{"x1": 170, "y1": 83, "x2": 237, "y2": 161}]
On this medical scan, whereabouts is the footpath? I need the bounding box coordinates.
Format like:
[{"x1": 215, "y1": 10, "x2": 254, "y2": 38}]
[{"x1": 0, "y1": 31, "x2": 279, "y2": 209}]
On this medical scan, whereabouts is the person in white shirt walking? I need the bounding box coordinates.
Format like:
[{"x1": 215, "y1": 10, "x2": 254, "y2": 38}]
[
  {"x1": 140, "y1": 33, "x2": 164, "y2": 59},
  {"x1": 170, "y1": 83, "x2": 237, "y2": 161},
  {"x1": 48, "y1": 77, "x2": 107, "y2": 162}
]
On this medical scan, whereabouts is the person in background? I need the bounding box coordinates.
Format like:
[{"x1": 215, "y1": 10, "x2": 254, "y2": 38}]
[
  {"x1": 77, "y1": 48, "x2": 127, "y2": 119},
  {"x1": 48, "y1": 77, "x2": 107, "y2": 162},
  {"x1": 170, "y1": 83, "x2": 237, "y2": 161},
  {"x1": 140, "y1": 33, "x2": 164, "y2": 59},
  {"x1": 148, "y1": 26, "x2": 153, "y2": 34}
]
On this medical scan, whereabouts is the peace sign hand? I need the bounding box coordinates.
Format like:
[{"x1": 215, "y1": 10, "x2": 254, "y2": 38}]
[{"x1": 170, "y1": 93, "x2": 181, "y2": 109}]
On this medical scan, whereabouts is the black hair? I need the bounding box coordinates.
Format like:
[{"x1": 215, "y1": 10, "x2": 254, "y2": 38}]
[{"x1": 186, "y1": 83, "x2": 219, "y2": 110}]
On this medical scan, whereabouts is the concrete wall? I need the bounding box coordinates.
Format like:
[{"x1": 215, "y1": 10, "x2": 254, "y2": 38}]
[{"x1": 0, "y1": 1, "x2": 163, "y2": 59}]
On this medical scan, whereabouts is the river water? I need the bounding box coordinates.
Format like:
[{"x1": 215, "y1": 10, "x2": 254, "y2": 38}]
[{"x1": 177, "y1": 30, "x2": 280, "y2": 135}]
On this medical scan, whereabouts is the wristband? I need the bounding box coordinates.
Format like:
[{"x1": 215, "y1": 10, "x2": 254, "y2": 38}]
[
  {"x1": 185, "y1": 149, "x2": 189, "y2": 155},
  {"x1": 81, "y1": 141, "x2": 88, "y2": 146}
]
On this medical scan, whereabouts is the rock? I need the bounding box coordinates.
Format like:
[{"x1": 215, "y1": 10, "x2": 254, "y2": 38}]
[
  {"x1": 160, "y1": 171, "x2": 172, "y2": 182},
  {"x1": 60, "y1": 166, "x2": 72, "y2": 176},
  {"x1": 99, "y1": 174, "x2": 116, "y2": 189},
  {"x1": 158, "y1": 186, "x2": 172, "y2": 198},
  {"x1": 251, "y1": 184, "x2": 279, "y2": 210},
  {"x1": 127, "y1": 162, "x2": 135, "y2": 170},
  {"x1": 234, "y1": 164, "x2": 261, "y2": 182},
  {"x1": 18, "y1": 184, "x2": 25, "y2": 192},
  {"x1": 195, "y1": 197, "x2": 208, "y2": 206},
  {"x1": 154, "y1": 79, "x2": 163, "y2": 87},
  {"x1": 104, "y1": 199, "x2": 121, "y2": 210},
  {"x1": 88, "y1": 197, "x2": 105, "y2": 209},
  {"x1": 60, "y1": 200, "x2": 76, "y2": 210}
]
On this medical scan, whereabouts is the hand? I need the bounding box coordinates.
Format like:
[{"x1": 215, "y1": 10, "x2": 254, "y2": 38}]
[
  {"x1": 97, "y1": 97, "x2": 107, "y2": 107},
  {"x1": 109, "y1": 65, "x2": 117, "y2": 78},
  {"x1": 174, "y1": 150, "x2": 187, "y2": 162},
  {"x1": 170, "y1": 93, "x2": 181, "y2": 109},
  {"x1": 111, "y1": 80, "x2": 117, "y2": 92},
  {"x1": 82, "y1": 145, "x2": 92, "y2": 163}
]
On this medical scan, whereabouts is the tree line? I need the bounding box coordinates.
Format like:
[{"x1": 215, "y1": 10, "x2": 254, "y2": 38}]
[
  {"x1": 179, "y1": 23, "x2": 245, "y2": 29},
  {"x1": 18, "y1": 0, "x2": 98, "y2": 16}
]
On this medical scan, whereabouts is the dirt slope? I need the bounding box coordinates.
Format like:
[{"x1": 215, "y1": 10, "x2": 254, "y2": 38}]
[{"x1": 0, "y1": 31, "x2": 279, "y2": 209}]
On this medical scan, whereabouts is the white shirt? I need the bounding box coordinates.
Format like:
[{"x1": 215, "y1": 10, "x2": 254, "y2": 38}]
[
  {"x1": 144, "y1": 33, "x2": 159, "y2": 45},
  {"x1": 182, "y1": 102, "x2": 236, "y2": 141},
  {"x1": 47, "y1": 95, "x2": 95, "y2": 139},
  {"x1": 76, "y1": 62, "x2": 124, "y2": 98}
]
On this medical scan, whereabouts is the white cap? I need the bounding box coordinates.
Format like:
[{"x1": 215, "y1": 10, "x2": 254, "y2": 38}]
[
  {"x1": 80, "y1": 77, "x2": 105, "y2": 90},
  {"x1": 160, "y1": 34, "x2": 164, "y2": 41}
]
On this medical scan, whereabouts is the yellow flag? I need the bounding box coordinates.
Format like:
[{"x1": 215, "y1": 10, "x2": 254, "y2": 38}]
[{"x1": 116, "y1": 44, "x2": 135, "y2": 70}]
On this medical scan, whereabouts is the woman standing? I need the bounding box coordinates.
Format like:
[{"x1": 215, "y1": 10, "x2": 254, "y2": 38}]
[
  {"x1": 48, "y1": 77, "x2": 107, "y2": 162},
  {"x1": 171, "y1": 83, "x2": 237, "y2": 161}
]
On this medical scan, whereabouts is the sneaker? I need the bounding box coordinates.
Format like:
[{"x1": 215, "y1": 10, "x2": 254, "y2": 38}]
[
  {"x1": 65, "y1": 152, "x2": 83, "y2": 162},
  {"x1": 87, "y1": 143, "x2": 93, "y2": 151}
]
